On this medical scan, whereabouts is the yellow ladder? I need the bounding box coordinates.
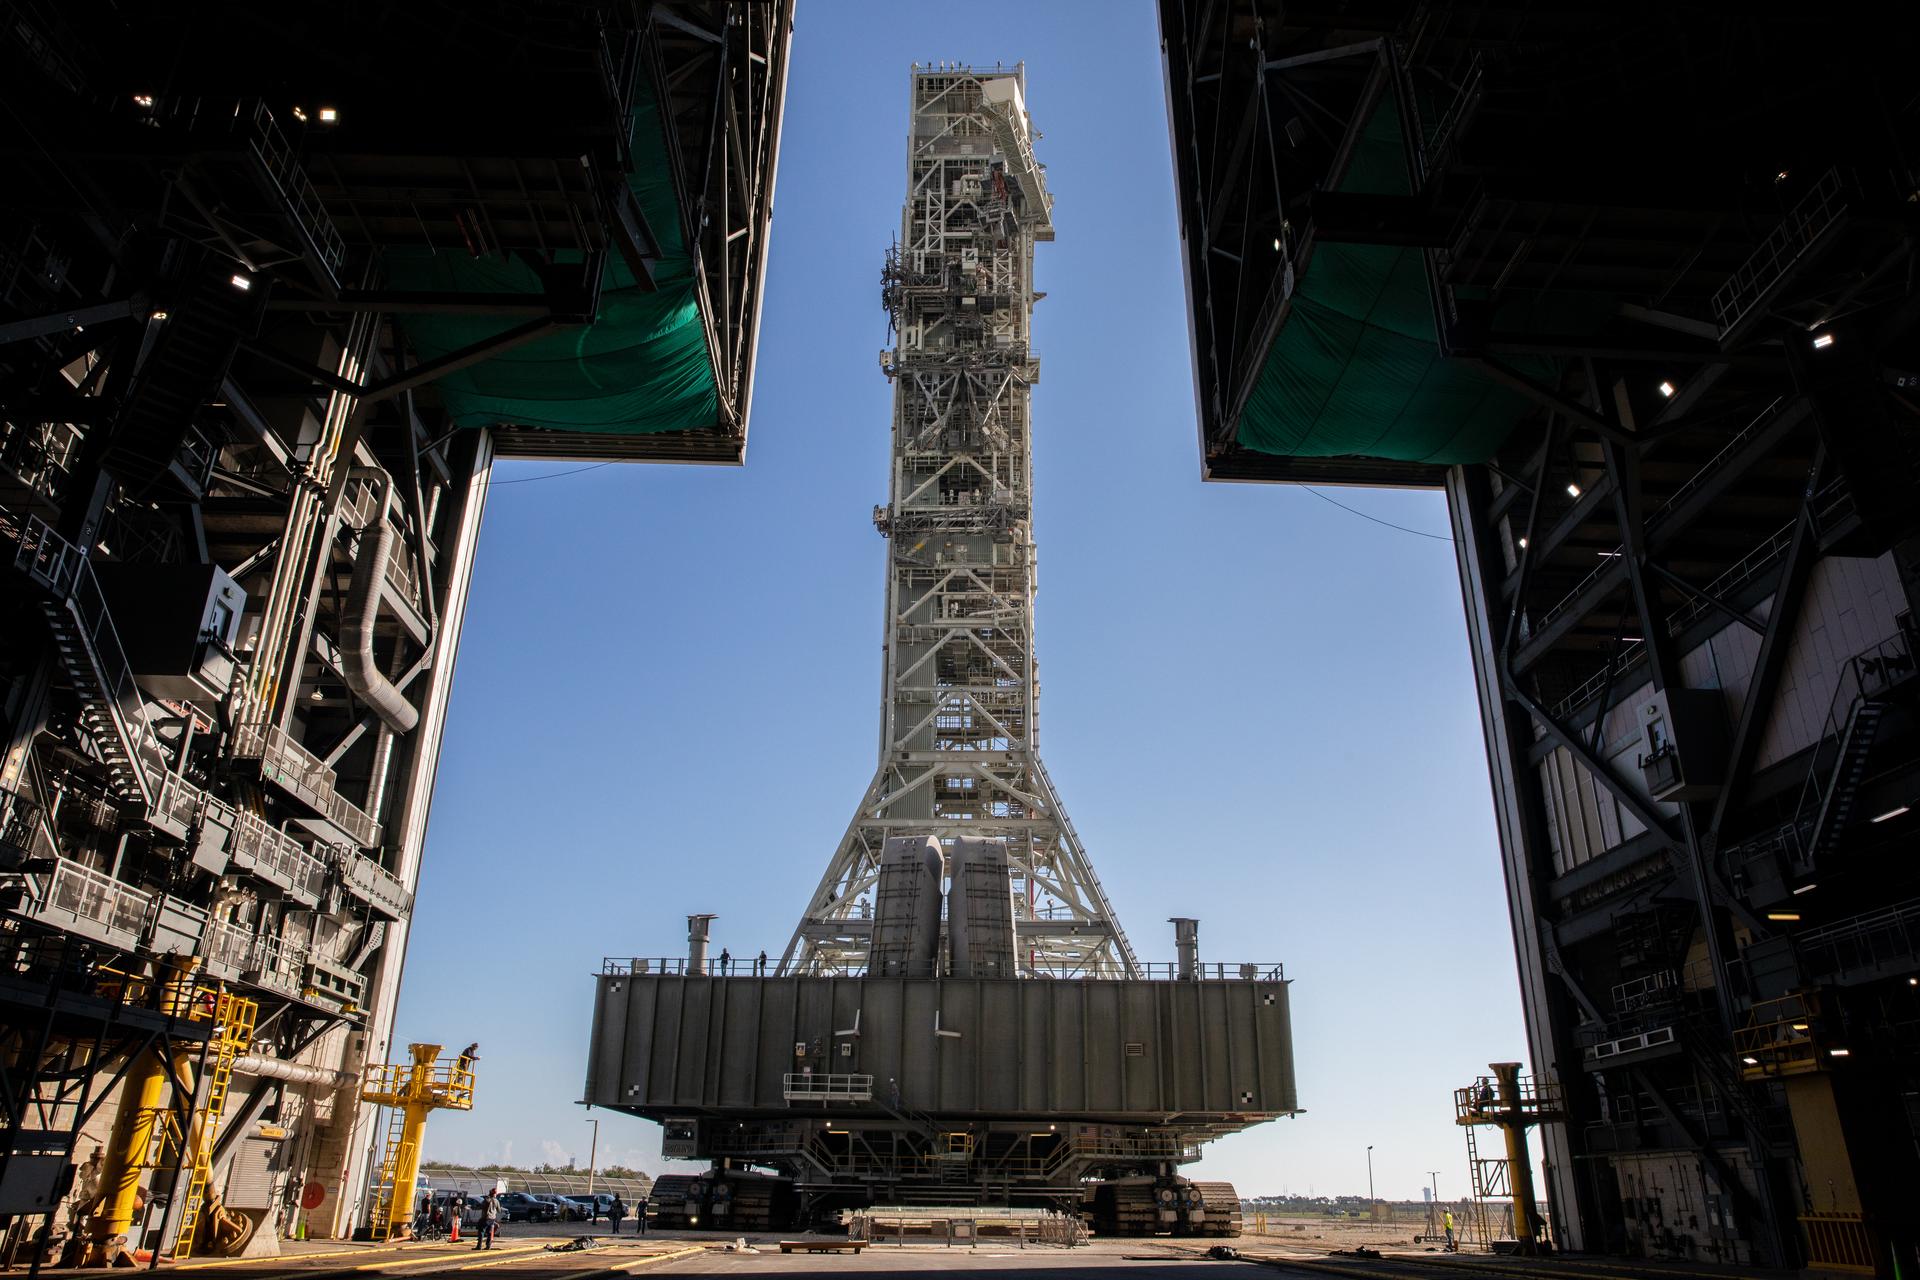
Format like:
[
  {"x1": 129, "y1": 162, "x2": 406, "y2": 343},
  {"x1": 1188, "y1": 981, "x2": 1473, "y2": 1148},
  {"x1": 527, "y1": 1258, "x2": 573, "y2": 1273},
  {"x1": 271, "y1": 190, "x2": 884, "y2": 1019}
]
[
  {"x1": 172, "y1": 993, "x2": 259, "y2": 1259},
  {"x1": 368, "y1": 1106, "x2": 414, "y2": 1241}
]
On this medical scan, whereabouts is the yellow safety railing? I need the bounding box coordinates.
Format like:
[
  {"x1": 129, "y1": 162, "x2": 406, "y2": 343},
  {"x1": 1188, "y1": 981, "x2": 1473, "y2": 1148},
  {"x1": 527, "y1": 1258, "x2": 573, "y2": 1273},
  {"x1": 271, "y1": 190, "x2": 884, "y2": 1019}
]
[
  {"x1": 1800, "y1": 1212, "x2": 1878, "y2": 1274},
  {"x1": 1733, "y1": 992, "x2": 1825, "y2": 1079},
  {"x1": 362, "y1": 1057, "x2": 475, "y2": 1110}
]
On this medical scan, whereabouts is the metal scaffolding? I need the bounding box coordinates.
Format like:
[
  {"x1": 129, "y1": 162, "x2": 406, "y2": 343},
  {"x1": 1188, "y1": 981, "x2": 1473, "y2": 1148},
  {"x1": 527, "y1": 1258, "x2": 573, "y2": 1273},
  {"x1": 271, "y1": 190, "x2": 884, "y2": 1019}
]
[{"x1": 783, "y1": 66, "x2": 1137, "y2": 979}]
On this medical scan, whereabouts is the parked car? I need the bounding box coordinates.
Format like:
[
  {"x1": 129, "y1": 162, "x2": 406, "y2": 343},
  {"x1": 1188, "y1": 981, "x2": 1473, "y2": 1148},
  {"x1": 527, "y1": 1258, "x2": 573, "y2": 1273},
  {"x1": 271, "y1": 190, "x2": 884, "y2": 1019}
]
[
  {"x1": 533, "y1": 1194, "x2": 584, "y2": 1221},
  {"x1": 560, "y1": 1195, "x2": 598, "y2": 1220},
  {"x1": 497, "y1": 1192, "x2": 557, "y2": 1223},
  {"x1": 569, "y1": 1193, "x2": 618, "y2": 1222}
]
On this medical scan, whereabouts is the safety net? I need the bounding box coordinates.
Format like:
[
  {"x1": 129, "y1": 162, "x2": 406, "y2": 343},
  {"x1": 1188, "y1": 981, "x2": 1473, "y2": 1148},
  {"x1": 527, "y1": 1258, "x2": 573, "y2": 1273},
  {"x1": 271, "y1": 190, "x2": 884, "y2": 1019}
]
[
  {"x1": 1235, "y1": 88, "x2": 1535, "y2": 465},
  {"x1": 383, "y1": 79, "x2": 718, "y2": 436}
]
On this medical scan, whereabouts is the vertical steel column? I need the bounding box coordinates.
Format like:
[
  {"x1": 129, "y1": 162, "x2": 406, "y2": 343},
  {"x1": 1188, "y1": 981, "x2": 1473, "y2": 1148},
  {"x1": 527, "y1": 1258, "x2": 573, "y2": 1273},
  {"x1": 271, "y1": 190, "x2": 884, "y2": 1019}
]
[{"x1": 1445, "y1": 465, "x2": 1592, "y2": 1250}]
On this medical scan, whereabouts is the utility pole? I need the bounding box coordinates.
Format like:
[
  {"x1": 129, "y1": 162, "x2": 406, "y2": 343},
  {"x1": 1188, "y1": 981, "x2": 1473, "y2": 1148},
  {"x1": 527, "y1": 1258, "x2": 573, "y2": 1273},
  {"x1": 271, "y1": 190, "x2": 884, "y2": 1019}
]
[
  {"x1": 1366, "y1": 1145, "x2": 1375, "y2": 1222},
  {"x1": 1427, "y1": 1171, "x2": 1442, "y2": 1236},
  {"x1": 584, "y1": 1117, "x2": 599, "y2": 1195}
]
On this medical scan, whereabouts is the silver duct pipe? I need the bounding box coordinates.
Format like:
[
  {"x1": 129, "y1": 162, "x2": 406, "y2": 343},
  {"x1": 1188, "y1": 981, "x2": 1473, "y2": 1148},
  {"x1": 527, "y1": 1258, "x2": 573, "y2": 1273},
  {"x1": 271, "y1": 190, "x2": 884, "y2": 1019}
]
[
  {"x1": 1170, "y1": 917, "x2": 1200, "y2": 980},
  {"x1": 232, "y1": 1054, "x2": 356, "y2": 1088},
  {"x1": 342, "y1": 468, "x2": 419, "y2": 734}
]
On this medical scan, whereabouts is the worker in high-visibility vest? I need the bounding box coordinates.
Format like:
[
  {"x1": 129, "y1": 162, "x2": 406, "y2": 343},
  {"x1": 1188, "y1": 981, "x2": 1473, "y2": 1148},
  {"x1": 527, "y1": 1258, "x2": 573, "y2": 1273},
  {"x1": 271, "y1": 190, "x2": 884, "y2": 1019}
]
[{"x1": 1443, "y1": 1208, "x2": 1456, "y2": 1251}]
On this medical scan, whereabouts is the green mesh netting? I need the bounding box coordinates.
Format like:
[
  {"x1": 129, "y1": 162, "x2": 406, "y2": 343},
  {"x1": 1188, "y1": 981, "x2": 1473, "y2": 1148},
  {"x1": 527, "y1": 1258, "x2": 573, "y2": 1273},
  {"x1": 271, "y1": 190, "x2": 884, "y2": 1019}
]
[
  {"x1": 383, "y1": 79, "x2": 718, "y2": 436},
  {"x1": 1235, "y1": 89, "x2": 1532, "y2": 465}
]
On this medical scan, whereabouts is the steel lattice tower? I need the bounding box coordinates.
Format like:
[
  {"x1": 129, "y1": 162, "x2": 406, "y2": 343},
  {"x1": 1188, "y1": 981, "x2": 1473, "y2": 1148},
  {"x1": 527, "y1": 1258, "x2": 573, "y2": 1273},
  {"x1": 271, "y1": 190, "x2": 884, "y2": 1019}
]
[{"x1": 782, "y1": 65, "x2": 1138, "y2": 979}]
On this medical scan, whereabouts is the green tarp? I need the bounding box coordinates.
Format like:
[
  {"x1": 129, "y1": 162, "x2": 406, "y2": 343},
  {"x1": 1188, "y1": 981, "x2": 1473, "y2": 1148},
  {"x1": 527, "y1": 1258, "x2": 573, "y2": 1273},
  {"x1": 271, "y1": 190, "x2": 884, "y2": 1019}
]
[
  {"x1": 1235, "y1": 88, "x2": 1532, "y2": 465},
  {"x1": 384, "y1": 79, "x2": 718, "y2": 436}
]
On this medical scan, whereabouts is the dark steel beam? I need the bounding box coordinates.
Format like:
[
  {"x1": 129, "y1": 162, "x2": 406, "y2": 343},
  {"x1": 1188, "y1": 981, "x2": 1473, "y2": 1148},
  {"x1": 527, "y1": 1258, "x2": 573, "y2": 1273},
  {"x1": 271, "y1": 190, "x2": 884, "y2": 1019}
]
[
  {"x1": 1500, "y1": 671, "x2": 1681, "y2": 846},
  {"x1": 359, "y1": 318, "x2": 560, "y2": 406},
  {"x1": 1649, "y1": 562, "x2": 1765, "y2": 636},
  {"x1": 1509, "y1": 399, "x2": 1813, "y2": 673},
  {"x1": 265, "y1": 292, "x2": 559, "y2": 316},
  {"x1": 0, "y1": 299, "x2": 141, "y2": 347}
]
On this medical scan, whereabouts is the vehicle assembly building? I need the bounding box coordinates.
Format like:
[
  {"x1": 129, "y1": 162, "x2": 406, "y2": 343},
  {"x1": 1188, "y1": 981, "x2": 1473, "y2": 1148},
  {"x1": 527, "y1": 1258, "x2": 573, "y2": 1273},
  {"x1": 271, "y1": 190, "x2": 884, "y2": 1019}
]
[
  {"x1": 0, "y1": 0, "x2": 789, "y2": 1259},
  {"x1": 584, "y1": 63, "x2": 1298, "y2": 1234},
  {"x1": 1159, "y1": 1, "x2": 1919, "y2": 1271}
]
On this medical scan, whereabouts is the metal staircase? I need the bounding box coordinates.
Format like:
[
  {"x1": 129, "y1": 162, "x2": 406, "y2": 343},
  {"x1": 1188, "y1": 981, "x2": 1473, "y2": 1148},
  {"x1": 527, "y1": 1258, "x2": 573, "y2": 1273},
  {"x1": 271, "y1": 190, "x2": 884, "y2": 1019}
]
[
  {"x1": 15, "y1": 515, "x2": 164, "y2": 807},
  {"x1": 172, "y1": 992, "x2": 260, "y2": 1259},
  {"x1": 99, "y1": 247, "x2": 262, "y2": 493},
  {"x1": 1791, "y1": 631, "x2": 1913, "y2": 866}
]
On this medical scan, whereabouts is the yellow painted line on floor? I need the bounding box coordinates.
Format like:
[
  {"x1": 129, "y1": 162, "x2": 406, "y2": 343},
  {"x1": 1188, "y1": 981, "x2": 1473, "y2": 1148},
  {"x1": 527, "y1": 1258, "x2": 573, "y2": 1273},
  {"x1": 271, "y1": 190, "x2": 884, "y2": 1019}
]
[
  {"x1": 357, "y1": 1243, "x2": 549, "y2": 1271},
  {"x1": 178, "y1": 1247, "x2": 382, "y2": 1270},
  {"x1": 606, "y1": 1246, "x2": 710, "y2": 1273},
  {"x1": 452, "y1": 1241, "x2": 623, "y2": 1272},
  {"x1": 456, "y1": 1248, "x2": 577, "y2": 1271}
]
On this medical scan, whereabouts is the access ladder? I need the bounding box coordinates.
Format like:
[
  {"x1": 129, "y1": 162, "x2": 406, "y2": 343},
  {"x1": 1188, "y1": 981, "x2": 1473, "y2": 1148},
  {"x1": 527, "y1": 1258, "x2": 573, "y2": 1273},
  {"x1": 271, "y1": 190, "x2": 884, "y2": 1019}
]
[{"x1": 172, "y1": 993, "x2": 260, "y2": 1258}]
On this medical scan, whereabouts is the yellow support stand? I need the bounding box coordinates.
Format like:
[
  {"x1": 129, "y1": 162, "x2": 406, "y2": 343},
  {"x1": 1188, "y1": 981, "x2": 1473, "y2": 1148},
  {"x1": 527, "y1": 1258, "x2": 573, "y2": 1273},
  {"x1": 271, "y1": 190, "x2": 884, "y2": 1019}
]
[
  {"x1": 1454, "y1": 1061, "x2": 1565, "y2": 1255},
  {"x1": 86, "y1": 960, "x2": 209, "y2": 1265},
  {"x1": 361, "y1": 1044, "x2": 475, "y2": 1241}
]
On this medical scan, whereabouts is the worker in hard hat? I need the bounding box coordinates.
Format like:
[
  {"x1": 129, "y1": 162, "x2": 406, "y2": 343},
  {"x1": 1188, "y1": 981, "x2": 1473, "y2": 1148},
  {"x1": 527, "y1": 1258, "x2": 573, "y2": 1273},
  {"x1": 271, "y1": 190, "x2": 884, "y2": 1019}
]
[{"x1": 1443, "y1": 1207, "x2": 1456, "y2": 1251}]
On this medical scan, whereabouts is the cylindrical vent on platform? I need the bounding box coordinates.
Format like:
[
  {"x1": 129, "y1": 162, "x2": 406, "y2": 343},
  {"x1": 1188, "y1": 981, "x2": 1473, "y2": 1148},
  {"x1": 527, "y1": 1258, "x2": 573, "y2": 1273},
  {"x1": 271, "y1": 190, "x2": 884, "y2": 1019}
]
[
  {"x1": 687, "y1": 913, "x2": 716, "y2": 975},
  {"x1": 1170, "y1": 917, "x2": 1200, "y2": 980}
]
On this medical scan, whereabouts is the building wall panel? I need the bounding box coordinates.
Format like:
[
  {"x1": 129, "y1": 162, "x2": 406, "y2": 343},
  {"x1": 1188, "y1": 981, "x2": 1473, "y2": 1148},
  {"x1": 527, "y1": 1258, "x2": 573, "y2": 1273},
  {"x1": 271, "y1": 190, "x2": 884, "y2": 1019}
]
[{"x1": 1756, "y1": 553, "x2": 1903, "y2": 770}]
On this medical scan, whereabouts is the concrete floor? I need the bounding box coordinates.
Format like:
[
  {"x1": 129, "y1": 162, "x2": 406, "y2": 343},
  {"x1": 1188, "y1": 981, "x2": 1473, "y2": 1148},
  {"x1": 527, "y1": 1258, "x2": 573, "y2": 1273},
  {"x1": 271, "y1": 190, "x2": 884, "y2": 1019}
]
[{"x1": 9, "y1": 1228, "x2": 1794, "y2": 1280}]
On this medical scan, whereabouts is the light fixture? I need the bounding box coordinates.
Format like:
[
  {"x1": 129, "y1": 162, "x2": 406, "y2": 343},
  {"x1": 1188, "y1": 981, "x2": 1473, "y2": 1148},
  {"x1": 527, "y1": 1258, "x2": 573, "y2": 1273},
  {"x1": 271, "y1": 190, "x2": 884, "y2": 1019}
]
[
  {"x1": 1775, "y1": 169, "x2": 1789, "y2": 183},
  {"x1": 317, "y1": 106, "x2": 339, "y2": 123},
  {"x1": 1793, "y1": 882, "x2": 1818, "y2": 895},
  {"x1": 1811, "y1": 332, "x2": 1835, "y2": 349},
  {"x1": 310, "y1": 688, "x2": 324, "y2": 701},
  {"x1": 230, "y1": 273, "x2": 252, "y2": 291},
  {"x1": 1272, "y1": 237, "x2": 1281, "y2": 251},
  {"x1": 150, "y1": 309, "x2": 169, "y2": 321},
  {"x1": 291, "y1": 105, "x2": 309, "y2": 122},
  {"x1": 1598, "y1": 549, "x2": 1622, "y2": 558},
  {"x1": 1740, "y1": 1056, "x2": 1758, "y2": 1065},
  {"x1": 1517, "y1": 537, "x2": 1528, "y2": 549},
  {"x1": 1622, "y1": 635, "x2": 1643, "y2": 643},
  {"x1": 1828, "y1": 1048, "x2": 1850, "y2": 1058},
  {"x1": 132, "y1": 93, "x2": 154, "y2": 108},
  {"x1": 1657, "y1": 380, "x2": 1675, "y2": 398},
  {"x1": 1566, "y1": 483, "x2": 1581, "y2": 498},
  {"x1": 1791, "y1": 1023, "x2": 1809, "y2": 1032},
  {"x1": 1766, "y1": 911, "x2": 1801, "y2": 922},
  {"x1": 1910, "y1": 977, "x2": 1918, "y2": 987},
  {"x1": 1871, "y1": 804, "x2": 1910, "y2": 823}
]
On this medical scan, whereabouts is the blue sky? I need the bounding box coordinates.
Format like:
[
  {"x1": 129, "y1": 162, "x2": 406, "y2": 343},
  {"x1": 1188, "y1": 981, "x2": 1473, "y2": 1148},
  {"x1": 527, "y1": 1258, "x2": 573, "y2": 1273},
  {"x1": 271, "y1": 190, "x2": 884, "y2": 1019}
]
[{"x1": 393, "y1": 0, "x2": 1528, "y2": 1202}]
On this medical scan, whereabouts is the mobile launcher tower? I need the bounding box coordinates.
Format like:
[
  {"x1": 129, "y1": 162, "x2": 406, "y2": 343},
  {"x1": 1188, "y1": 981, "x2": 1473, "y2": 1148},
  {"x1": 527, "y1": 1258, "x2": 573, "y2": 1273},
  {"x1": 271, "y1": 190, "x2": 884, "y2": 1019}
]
[{"x1": 584, "y1": 64, "x2": 1297, "y2": 1234}]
